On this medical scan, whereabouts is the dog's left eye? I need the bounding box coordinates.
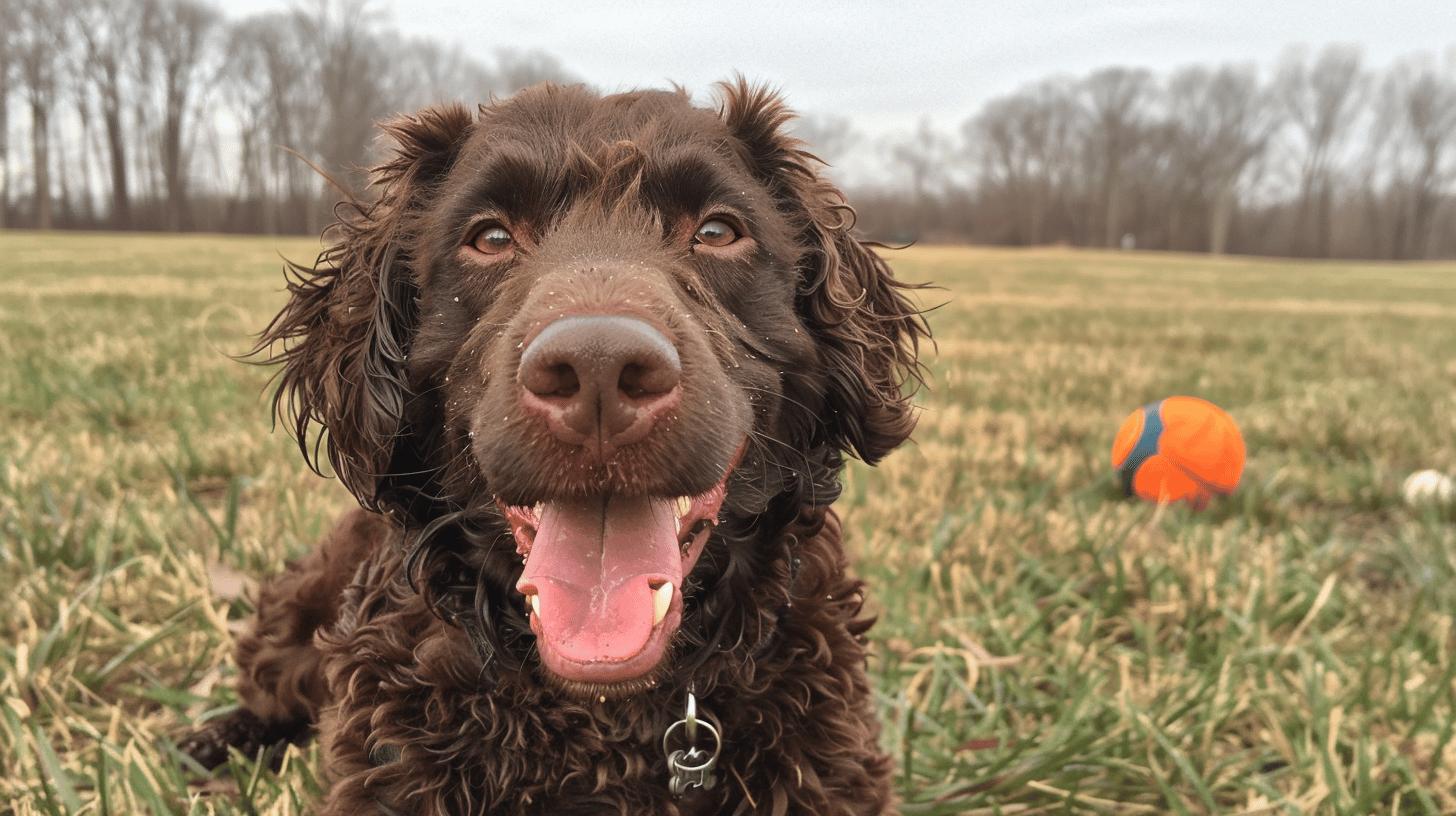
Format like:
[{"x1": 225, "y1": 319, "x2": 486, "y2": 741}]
[
  {"x1": 470, "y1": 225, "x2": 514, "y2": 256},
  {"x1": 693, "y1": 219, "x2": 739, "y2": 248}
]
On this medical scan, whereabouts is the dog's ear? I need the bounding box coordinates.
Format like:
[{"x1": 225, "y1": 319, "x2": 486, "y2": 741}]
[
  {"x1": 258, "y1": 104, "x2": 474, "y2": 510},
  {"x1": 720, "y1": 80, "x2": 929, "y2": 464}
]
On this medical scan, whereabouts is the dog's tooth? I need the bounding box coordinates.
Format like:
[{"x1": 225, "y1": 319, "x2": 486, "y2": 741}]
[
  {"x1": 675, "y1": 496, "x2": 692, "y2": 519},
  {"x1": 652, "y1": 582, "x2": 673, "y2": 626},
  {"x1": 529, "y1": 594, "x2": 541, "y2": 618}
]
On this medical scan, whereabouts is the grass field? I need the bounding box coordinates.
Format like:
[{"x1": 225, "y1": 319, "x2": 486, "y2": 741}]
[{"x1": 2, "y1": 231, "x2": 1455, "y2": 815}]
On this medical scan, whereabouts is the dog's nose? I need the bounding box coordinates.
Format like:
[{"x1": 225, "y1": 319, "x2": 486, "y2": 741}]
[{"x1": 518, "y1": 315, "x2": 682, "y2": 449}]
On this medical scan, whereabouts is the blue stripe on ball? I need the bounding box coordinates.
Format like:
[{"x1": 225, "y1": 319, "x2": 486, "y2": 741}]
[{"x1": 1119, "y1": 400, "x2": 1164, "y2": 495}]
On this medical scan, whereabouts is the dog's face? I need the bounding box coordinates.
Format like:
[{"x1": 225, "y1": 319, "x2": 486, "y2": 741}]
[{"x1": 265, "y1": 82, "x2": 924, "y2": 693}]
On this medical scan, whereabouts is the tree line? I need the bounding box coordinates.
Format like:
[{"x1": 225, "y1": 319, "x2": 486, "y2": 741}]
[
  {"x1": 1, "y1": 0, "x2": 1453, "y2": 260},
  {"x1": 848, "y1": 46, "x2": 1456, "y2": 260},
  {"x1": 0, "y1": 0, "x2": 574, "y2": 235}
]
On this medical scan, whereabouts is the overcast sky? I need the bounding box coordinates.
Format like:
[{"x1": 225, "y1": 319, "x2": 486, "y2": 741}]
[{"x1": 225, "y1": 0, "x2": 1455, "y2": 181}]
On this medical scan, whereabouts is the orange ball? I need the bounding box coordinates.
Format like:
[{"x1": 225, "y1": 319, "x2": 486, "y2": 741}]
[{"x1": 1110, "y1": 396, "x2": 1245, "y2": 508}]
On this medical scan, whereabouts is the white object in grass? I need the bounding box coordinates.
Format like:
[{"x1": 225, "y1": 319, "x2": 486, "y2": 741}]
[{"x1": 1402, "y1": 469, "x2": 1454, "y2": 506}]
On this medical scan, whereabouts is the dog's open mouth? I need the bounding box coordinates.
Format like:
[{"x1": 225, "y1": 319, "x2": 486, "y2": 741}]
[{"x1": 498, "y1": 452, "x2": 739, "y2": 686}]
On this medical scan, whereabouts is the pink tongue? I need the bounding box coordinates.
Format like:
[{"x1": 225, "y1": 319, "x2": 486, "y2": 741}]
[{"x1": 519, "y1": 496, "x2": 681, "y2": 665}]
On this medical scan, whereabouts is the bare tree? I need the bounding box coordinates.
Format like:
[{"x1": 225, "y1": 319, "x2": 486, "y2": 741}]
[
  {"x1": 791, "y1": 114, "x2": 860, "y2": 166},
  {"x1": 491, "y1": 48, "x2": 577, "y2": 95},
  {"x1": 67, "y1": 56, "x2": 97, "y2": 224},
  {"x1": 148, "y1": 0, "x2": 218, "y2": 230},
  {"x1": 1383, "y1": 55, "x2": 1456, "y2": 259},
  {"x1": 292, "y1": 0, "x2": 390, "y2": 220},
  {"x1": 393, "y1": 38, "x2": 494, "y2": 112},
  {"x1": 0, "y1": 11, "x2": 13, "y2": 228},
  {"x1": 1276, "y1": 45, "x2": 1365, "y2": 256},
  {"x1": 75, "y1": 0, "x2": 146, "y2": 228},
  {"x1": 971, "y1": 94, "x2": 1040, "y2": 244},
  {"x1": 59, "y1": 2, "x2": 101, "y2": 225},
  {"x1": 1167, "y1": 65, "x2": 1276, "y2": 254},
  {"x1": 1082, "y1": 67, "x2": 1154, "y2": 247},
  {"x1": 220, "y1": 16, "x2": 280, "y2": 232},
  {"x1": 1133, "y1": 117, "x2": 1196, "y2": 250},
  {"x1": 130, "y1": 12, "x2": 157, "y2": 210},
  {"x1": 15, "y1": 0, "x2": 65, "y2": 229},
  {"x1": 890, "y1": 119, "x2": 948, "y2": 203},
  {"x1": 236, "y1": 13, "x2": 317, "y2": 232},
  {"x1": 970, "y1": 79, "x2": 1081, "y2": 245}
]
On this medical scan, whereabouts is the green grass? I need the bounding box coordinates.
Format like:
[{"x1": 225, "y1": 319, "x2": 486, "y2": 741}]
[{"x1": 2, "y1": 232, "x2": 1454, "y2": 814}]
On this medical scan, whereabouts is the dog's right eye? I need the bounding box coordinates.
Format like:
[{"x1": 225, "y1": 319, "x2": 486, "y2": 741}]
[
  {"x1": 693, "y1": 218, "x2": 740, "y2": 249},
  {"x1": 469, "y1": 225, "x2": 515, "y2": 257}
]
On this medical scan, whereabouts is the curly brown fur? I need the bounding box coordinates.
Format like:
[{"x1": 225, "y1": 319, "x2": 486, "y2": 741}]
[{"x1": 184, "y1": 79, "x2": 928, "y2": 815}]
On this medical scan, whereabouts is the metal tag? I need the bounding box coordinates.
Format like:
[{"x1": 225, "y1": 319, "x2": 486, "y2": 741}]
[{"x1": 663, "y1": 692, "x2": 721, "y2": 796}]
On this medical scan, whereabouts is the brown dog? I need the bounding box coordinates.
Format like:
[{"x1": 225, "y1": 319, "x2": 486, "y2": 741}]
[{"x1": 181, "y1": 80, "x2": 927, "y2": 815}]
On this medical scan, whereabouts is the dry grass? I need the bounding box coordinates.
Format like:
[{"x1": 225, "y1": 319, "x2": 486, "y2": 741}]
[{"x1": 2, "y1": 232, "x2": 1454, "y2": 814}]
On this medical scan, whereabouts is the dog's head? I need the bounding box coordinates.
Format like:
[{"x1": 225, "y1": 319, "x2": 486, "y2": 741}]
[{"x1": 263, "y1": 81, "x2": 926, "y2": 692}]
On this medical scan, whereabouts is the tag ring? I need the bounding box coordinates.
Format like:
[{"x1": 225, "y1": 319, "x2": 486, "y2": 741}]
[
  {"x1": 662, "y1": 718, "x2": 721, "y2": 771},
  {"x1": 685, "y1": 690, "x2": 698, "y2": 742}
]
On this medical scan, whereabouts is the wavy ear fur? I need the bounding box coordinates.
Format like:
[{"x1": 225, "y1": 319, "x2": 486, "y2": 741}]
[
  {"x1": 257, "y1": 104, "x2": 475, "y2": 510},
  {"x1": 719, "y1": 79, "x2": 929, "y2": 465}
]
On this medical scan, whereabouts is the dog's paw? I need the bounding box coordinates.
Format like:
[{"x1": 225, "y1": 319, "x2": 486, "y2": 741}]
[{"x1": 177, "y1": 708, "x2": 305, "y2": 771}]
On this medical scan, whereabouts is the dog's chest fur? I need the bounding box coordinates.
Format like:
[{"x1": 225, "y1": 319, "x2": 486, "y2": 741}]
[{"x1": 311, "y1": 513, "x2": 894, "y2": 815}]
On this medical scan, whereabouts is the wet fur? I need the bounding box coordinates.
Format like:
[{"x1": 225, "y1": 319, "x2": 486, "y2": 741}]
[{"x1": 180, "y1": 80, "x2": 927, "y2": 815}]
